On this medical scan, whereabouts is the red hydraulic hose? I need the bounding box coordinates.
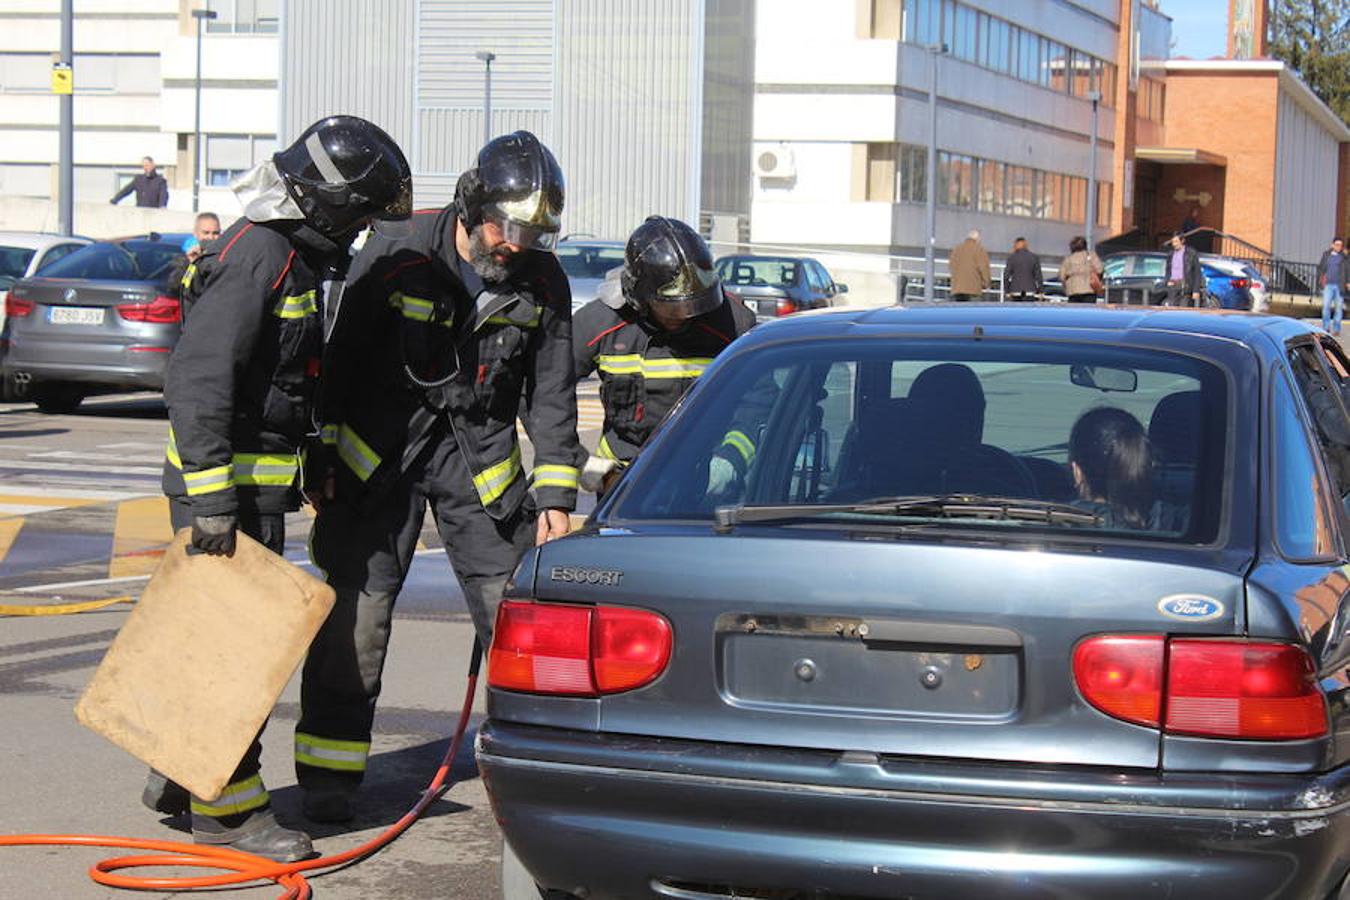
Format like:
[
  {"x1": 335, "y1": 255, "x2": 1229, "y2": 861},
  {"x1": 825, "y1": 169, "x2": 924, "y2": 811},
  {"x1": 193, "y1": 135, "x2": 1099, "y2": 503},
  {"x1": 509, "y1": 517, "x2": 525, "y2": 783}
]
[{"x1": 0, "y1": 642, "x2": 484, "y2": 900}]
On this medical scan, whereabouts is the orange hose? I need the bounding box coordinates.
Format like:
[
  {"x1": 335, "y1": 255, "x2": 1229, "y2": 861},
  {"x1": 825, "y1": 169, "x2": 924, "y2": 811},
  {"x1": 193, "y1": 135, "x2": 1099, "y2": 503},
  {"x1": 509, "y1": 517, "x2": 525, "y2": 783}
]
[{"x1": 0, "y1": 671, "x2": 480, "y2": 900}]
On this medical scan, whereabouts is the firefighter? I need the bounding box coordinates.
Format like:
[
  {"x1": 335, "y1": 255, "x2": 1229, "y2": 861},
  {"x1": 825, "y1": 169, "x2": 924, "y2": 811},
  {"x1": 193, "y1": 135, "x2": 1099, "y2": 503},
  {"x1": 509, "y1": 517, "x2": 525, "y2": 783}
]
[
  {"x1": 146, "y1": 115, "x2": 412, "y2": 862},
  {"x1": 574, "y1": 216, "x2": 756, "y2": 495},
  {"x1": 296, "y1": 131, "x2": 580, "y2": 823}
]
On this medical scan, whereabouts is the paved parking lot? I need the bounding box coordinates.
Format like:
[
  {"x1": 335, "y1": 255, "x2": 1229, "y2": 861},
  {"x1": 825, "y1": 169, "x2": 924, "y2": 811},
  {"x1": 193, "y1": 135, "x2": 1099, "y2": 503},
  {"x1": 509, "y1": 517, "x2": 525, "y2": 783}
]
[{"x1": 0, "y1": 386, "x2": 603, "y2": 899}]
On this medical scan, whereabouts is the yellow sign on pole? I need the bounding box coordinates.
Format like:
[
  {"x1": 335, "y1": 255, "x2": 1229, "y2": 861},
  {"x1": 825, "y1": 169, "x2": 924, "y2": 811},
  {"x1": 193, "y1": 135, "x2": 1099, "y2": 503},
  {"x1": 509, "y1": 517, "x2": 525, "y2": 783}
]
[{"x1": 51, "y1": 63, "x2": 72, "y2": 95}]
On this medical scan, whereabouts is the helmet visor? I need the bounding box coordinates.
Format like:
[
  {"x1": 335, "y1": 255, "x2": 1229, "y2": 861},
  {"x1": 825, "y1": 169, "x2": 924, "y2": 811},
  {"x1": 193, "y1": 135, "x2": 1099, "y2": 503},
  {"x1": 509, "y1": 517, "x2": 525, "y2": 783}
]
[
  {"x1": 649, "y1": 266, "x2": 723, "y2": 324},
  {"x1": 484, "y1": 190, "x2": 561, "y2": 251}
]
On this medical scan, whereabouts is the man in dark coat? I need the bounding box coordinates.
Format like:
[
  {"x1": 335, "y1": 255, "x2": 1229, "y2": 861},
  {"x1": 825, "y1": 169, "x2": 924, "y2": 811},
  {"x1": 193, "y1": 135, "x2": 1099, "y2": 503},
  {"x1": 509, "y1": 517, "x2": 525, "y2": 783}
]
[
  {"x1": 1002, "y1": 237, "x2": 1043, "y2": 300},
  {"x1": 110, "y1": 156, "x2": 169, "y2": 208}
]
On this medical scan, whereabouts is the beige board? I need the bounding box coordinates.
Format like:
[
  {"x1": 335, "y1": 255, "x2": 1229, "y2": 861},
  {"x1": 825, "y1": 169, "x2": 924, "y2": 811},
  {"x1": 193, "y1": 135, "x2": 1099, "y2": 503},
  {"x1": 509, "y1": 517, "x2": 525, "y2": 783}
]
[{"x1": 75, "y1": 529, "x2": 335, "y2": 801}]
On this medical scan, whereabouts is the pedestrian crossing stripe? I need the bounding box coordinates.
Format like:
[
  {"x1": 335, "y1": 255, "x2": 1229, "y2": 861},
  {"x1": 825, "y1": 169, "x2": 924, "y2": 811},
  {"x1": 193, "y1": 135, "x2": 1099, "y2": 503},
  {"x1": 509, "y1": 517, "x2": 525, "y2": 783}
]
[
  {"x1": 109, "y1": 496, "x2": 175, "y2": 579},
  {"x1": 0, "y1": 518, "x2": 22, "y2": 566}
]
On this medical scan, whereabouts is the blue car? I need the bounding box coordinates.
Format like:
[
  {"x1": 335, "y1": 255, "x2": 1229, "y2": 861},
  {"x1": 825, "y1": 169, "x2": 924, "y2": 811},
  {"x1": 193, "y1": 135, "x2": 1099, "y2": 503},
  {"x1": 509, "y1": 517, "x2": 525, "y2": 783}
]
[
  {"x1": 480, "y1": 305, "x2": 1349, "y2": 900},
  {"x1": 1103, "y1": 251, "x2": 1255, "y2": 309}
]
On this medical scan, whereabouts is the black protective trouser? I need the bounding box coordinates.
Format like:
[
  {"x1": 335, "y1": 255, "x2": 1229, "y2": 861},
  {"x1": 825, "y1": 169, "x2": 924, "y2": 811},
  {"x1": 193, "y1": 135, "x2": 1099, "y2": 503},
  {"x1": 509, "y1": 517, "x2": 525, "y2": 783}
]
[
  {"x1": 165, "y1": 500, "x2": 285, "y2": 829},
  {"x1": 296, "y1": 425, "x2": 535, "y2": 793}
]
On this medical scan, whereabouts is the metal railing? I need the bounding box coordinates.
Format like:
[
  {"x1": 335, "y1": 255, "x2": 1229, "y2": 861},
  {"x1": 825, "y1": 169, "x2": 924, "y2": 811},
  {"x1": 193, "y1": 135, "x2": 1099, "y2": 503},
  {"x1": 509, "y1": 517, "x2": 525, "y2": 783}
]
[{"x1": 1177, "y1": 227, "x2": 1318, "y2": 295}]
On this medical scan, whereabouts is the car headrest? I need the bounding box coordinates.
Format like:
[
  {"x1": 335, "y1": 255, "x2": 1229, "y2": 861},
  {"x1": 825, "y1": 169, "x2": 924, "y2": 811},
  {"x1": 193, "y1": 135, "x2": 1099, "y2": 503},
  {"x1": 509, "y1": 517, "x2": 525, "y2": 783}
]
[
  {"x1": 908, "y1": 363, "x2": 986, "y2": 446},
  {"x1": 1148, "y1": 390, "x2": 1202, "y2": 465}
]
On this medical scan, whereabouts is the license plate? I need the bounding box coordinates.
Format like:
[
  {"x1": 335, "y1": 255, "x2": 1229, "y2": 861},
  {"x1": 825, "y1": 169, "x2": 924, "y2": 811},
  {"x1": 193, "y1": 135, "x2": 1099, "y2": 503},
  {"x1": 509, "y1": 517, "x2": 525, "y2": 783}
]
[{"x1": 49, "y1": 306, "x2": 105, "y2": 326}]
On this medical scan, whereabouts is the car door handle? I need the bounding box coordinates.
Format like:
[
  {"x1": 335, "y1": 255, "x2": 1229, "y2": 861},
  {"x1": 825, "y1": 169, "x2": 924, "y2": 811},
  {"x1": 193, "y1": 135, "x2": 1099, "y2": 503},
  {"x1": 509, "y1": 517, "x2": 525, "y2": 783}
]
[{"x1": 860, "y1": 618, "x2": 1023, "y2": 648}]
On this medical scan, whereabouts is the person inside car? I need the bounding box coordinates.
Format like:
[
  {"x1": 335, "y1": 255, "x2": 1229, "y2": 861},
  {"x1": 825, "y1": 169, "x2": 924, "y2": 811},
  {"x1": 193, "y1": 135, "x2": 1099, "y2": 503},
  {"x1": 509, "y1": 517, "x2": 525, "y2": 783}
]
[{"x1": 1068, "y1": 406, "x2": 1154, "y2": 530}]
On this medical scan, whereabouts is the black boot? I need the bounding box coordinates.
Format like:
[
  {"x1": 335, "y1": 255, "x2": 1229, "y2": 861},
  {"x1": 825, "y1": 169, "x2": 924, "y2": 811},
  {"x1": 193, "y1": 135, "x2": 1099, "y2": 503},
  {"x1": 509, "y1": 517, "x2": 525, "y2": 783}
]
[
  {"x1": 141, "y1": 769, "x2": 189, "y2": 816},
  {"x1": 191, "y1": 808, "x2": 315, "y2": 863},
  {"x1": 302, "y1": 787, "x2": 355, "y2": 823}
]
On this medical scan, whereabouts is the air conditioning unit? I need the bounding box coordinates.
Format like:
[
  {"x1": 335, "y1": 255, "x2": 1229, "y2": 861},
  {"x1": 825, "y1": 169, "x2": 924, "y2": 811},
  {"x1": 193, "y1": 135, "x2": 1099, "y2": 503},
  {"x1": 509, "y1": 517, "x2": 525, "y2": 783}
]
[{"x1": 754, "y1": 145, "x2": 796, "y2": 179}]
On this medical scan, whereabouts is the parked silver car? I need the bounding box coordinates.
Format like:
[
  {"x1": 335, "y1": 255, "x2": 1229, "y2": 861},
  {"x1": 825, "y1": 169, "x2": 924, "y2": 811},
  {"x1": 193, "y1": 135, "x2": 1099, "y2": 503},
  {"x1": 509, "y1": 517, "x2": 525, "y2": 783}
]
[
  {"x1": 556, "y1": 238, "x2": 625, "y2": 314},
  {"x1": 1, "y1": 236, "x2": 184, "y2": 413}
]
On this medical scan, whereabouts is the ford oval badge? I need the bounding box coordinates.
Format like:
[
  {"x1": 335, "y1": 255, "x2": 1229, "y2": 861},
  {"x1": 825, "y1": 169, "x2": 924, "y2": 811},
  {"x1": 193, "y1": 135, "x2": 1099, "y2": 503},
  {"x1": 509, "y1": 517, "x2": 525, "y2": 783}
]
[{"x1": 1157, "y1": 594, "x2": 1225, "y2": 622}]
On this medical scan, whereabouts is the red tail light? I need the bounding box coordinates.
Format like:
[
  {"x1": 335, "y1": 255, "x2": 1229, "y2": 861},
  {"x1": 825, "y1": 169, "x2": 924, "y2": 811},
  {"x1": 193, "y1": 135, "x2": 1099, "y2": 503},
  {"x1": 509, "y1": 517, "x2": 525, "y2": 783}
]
[
  {"x1": 1072, "y1": 635, "x2": 1164, "y2": 727},
  {"x1": 1166, "y1": 639, "x2": 1326, "y2": 740},
  {"x1": 1074, "y1": 636, "x2": 1327, "y2": 740},
  {"x1": 489, "y1": 600, "x2": 672, "y2": 696},
  {"x1": 775, "y1": 297, "x2": 797, "y2": 316},
  {"x1": 5, "y1": 295, "x2": 34, "y2": 318},
  {"x1": 1231, "y1": 278, "x2": 1250, "y2": 289},
  {"x1": 117, "y1": 295, "x2": 181, "y2": 324}
]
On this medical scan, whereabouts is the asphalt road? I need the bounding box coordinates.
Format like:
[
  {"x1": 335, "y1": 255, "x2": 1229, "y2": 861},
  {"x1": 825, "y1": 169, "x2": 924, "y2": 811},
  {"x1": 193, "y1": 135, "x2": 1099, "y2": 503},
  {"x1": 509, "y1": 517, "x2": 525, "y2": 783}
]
[{"x1": 0, "y1": 387, "x2": 603, "y2": 900}]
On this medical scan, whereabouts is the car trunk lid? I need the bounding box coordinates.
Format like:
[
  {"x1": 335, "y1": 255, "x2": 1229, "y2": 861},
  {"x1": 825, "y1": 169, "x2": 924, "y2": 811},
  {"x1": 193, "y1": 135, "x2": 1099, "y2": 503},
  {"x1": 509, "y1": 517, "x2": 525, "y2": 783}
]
[{"x1": 529, "y1": 528, "x2": 1247, "y2": 769}]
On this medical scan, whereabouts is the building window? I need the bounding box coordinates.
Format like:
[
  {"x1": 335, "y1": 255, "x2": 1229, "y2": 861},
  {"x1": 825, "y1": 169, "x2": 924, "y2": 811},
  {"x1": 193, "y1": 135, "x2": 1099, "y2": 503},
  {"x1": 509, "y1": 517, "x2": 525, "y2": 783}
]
[
  {"x1": 1139, "y1": 76, "x2": 1165, "y2": 122},
  {"x1": 206, "y1": 0, "x2": 279, "y2": 34},
  {"x1": 899, "y1": 145, "x2": 927, "y2": 203},
  {"x1": 938, "y1": 151, "x2": 974, "y2": 209},
  {"x1": 0, "y1": 53, "x2": 50, "y2": 92},
  {"x1": 977, "y1": 159, "x2": 1004, "y2": 214},
  {"x1": 867, "y1": 0, "x2": 902, "y2": 40},
  {"x1": 865, "y1": 143, "x2": 897, "y2": 202},
  {"x1": 205, "y1": 133, "x2": 276, "y2": 186}
]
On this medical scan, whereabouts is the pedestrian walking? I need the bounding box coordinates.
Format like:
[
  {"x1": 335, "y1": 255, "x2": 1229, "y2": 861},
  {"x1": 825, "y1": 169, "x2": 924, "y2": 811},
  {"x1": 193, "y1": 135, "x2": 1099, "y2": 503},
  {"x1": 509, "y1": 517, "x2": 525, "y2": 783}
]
[
  {"x1": 296, "y1": 131, "x2": 581, "y2": 824},
  {"x1": 147, "y1": 116, "x2": 411, "y2": 861},
  {"x1": 1163, "y1": 232, "x2": 1204, "y2": 307},
  {"x1": 1318, "y1": 237, "x2": 1348, "y2": 335},
  {"x1": 1059, "y1": 236, "x2": 1103, "y2": 303},
  {"x1": 110, "y1": 156, "x2": 169, "y2": 208},
  {"x1": 949, "y1": 230, "x2": 990, "y2": 301},
  {"x1": 1002, "y1": 237, "x2": 1043, "y2": 301}
]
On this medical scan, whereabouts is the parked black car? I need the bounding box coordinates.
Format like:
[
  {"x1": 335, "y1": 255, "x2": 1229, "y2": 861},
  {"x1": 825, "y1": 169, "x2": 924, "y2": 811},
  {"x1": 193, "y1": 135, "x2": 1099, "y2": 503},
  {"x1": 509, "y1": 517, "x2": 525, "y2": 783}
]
[
  {"x1": 715, "y1": 254, "x2": 847, "y2": 320},
  {"x1": 1, "y1": 236, "x2": 184, "y2": 412},
  {"x1": 481, "y1": 305, "x2": 1349, "y2": 900}
]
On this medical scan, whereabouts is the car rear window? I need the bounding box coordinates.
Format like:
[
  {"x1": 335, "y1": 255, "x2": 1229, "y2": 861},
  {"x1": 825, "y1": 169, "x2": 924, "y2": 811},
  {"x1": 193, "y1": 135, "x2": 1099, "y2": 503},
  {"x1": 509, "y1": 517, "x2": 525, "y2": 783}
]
[
  {"x1": 717, "y1": 257, "x2": 799, "y2": 288},
  {"x1": 0, "y1": 245, "x2": 37, "y2": 280},
  {"x1": 557, "y1": 245, "x2": 624, "y2": 279},
  {"x1": 613, "y1": 339, "x2": 1228, "y2": 543},
  {"x1": 39, "y1": 241, "x2": 182, "y2": 282}
]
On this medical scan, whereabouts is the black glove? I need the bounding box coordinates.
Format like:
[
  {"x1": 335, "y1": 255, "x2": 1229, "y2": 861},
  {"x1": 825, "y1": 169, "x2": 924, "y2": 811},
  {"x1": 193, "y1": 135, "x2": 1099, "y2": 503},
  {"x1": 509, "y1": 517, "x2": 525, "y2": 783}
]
[{"x1": 191, "y1": 514, "x2": 238, "y2": 556}]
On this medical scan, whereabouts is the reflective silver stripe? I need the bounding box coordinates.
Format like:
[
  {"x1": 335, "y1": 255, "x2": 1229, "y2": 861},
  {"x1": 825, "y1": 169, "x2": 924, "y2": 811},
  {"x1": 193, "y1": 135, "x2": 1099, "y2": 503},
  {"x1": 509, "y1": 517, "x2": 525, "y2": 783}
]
[
  {"x1": 305, "y1": 131, "x2": 346, "y2": 184},
  {"x1": 295, "y1": 732, "x2": 369, "y2": 772},
  {"x1": 189, "y1": 774, "x2": 269, "y2": 817}
]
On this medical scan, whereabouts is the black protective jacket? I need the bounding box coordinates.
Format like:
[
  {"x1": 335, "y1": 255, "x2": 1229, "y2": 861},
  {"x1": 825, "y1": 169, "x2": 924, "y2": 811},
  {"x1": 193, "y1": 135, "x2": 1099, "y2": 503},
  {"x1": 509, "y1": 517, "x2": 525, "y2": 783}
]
[
  {"x1": 110, "y1": 171, "x2": 169, "y2": 208},
  {"x1": 162, "y1": 217, "x2": 343, "y2": 517},
  {"x1": 318, "y1": 206, "x2": 580, "y2": 518},
  {"x1": 573, "y1": 293, "x2": 756, "y2": 471}
]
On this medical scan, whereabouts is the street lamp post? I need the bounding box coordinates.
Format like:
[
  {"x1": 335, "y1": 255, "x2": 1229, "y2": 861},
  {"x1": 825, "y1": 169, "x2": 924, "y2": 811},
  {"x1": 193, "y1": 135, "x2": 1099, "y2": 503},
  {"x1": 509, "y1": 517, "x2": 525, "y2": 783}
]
[
  {"x1": 191, "y1": 8, "x2": 218, "y2": 214},
  {"x1": 1085, "y1": 90, "x2": 1101, "y2": 255},
  {"x1": 57, "y1": 0, "x2": 72, "y2": 235},
  {"x1": 922, "y1": 43, "x2": 946, "y2": 303},
  {"x1": 475, "y1": 50, "x2": 496, "y2": 146}
]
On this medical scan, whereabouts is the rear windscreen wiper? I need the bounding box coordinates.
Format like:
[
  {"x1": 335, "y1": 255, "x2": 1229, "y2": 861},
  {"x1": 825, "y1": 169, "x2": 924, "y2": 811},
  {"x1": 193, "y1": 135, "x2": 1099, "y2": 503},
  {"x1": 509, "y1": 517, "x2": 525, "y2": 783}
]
[{"x1": 715, "y1": 494, "x2": 1102, "y2": 531}]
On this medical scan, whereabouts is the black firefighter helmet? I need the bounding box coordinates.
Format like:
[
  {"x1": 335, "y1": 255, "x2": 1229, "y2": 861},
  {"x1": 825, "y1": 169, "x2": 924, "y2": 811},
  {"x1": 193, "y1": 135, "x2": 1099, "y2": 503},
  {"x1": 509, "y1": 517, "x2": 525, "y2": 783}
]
[
  {"x1": 273, "y1": 115, "x2": 412, "y2": 237},
  {"x1": 455, "y1": 130, "x2": 564, "y2": 251},
  {"x1": 621, "y1": 216, "x2": 723, "y2": 328}
]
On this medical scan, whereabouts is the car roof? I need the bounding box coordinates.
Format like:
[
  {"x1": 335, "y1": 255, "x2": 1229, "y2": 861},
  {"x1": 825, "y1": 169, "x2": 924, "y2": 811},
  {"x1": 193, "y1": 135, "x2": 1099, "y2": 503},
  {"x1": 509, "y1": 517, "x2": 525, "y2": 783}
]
[
  {"x1": 738, "y1": 303, "x2": 1307, "y2": 349},
  {"x1": 0, "y1": 232, "x2": 92, "y2": 250}
]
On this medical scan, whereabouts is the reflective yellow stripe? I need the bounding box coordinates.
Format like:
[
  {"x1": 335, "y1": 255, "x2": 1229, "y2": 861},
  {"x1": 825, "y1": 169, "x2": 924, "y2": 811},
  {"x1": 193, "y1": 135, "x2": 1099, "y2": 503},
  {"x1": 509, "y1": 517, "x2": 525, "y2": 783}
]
[
  {"x1": 597, "y1": 354, "x2": 712, "y2": 379},
  {"x1": 180, "y1": 262, "x2": 196, "y2": 293},
  {"x1": 721, "y1": 429, "x2": 755, "y2": 466},
  {"x1": 486, "y1": 308, "x2": 542, "y2": 328},
  {"x1": 531, "y1": 464, "x2": 579, "y2": 490},
  {"x1": 597, "y1": 354, "x2": 642, "y2": 375},
  {"x1": 182, "y1": 464, "x2": 233, "y2": 496},
  {"x1": 189, "y1": 775, "x2": 269, "y2": 817},
  {"x1": 388, "y1": 291, "x2": 452, "y2": 327},
  {"x1": 336, "y1": 424, "x2": 381, "y2": 482},
  {"x1": 165, "y1": 428, "x2": 182, "y2": 468},
  {"x1": 320, "y1": 424, "x2": 338, "y2": 446},
  {"x1": 234, "y1": 453, "x2": 298, "y2": 487},
  {"x1": 472, "y1": 446, "x2": 522, "y2": 506},
  {"x1": 294, "y1": 732, "x2": 369, "y2": 773},
  {"x1": 273, "y1": 290, "x2": 318, "y2": 319}
]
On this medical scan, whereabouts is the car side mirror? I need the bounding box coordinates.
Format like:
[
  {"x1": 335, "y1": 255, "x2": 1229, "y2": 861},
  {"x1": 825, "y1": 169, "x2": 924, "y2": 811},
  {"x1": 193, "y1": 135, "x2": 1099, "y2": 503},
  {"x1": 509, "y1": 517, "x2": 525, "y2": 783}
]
[{"x1": 834, "y1": 283, "x2": 848, "y2": 294}]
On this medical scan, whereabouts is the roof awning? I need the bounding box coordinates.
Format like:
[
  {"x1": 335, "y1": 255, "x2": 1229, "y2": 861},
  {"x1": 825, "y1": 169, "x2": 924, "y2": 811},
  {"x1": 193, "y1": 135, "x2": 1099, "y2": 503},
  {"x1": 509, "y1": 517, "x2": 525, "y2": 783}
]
[{"x1": 1135, "y1": 147, "x2": 1228, "y2": 166}]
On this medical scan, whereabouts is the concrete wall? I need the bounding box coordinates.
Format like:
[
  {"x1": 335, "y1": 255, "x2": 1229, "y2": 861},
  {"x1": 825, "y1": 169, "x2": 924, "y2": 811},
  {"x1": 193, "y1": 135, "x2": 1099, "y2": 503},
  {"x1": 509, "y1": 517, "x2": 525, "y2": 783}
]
[
  {"x1": 0, "y1": 196, "x2": 203, "y2": 239},
  {"x1": 1272, "y1": 87, "x2": 1342, "y2": 262}
]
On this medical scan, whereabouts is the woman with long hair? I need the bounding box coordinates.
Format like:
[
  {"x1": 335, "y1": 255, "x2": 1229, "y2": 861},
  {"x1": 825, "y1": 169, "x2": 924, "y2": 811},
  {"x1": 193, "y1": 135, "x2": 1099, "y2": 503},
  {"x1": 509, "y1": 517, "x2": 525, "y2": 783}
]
[{"x1": 1069, "y1": 406, "x2": 1154, "y2": 529}]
